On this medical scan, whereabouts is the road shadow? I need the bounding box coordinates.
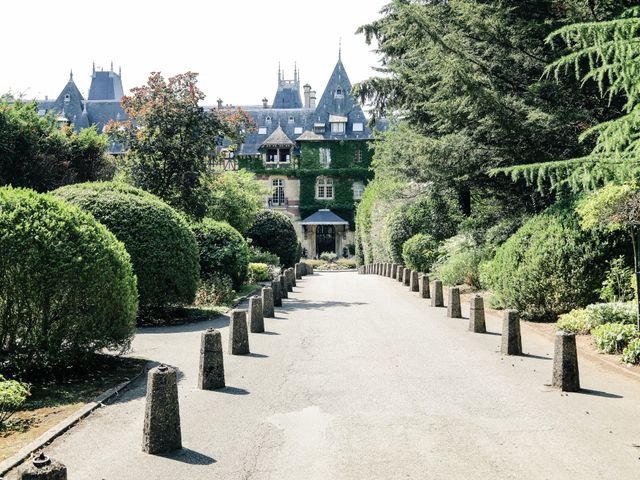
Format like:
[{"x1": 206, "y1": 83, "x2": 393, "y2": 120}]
[
  {"x1": 522, "y1": 353, "x2": 552, "y2": 361},
  {"x1": 282, "y1": 299, "x2": 368, "y2": 311},
  {"x1": 217, "y1": 386, "x2": 250, "y2": 396},
  {"x1": 246, "y1": 353, "x2": 269, "y2": 359},
  {"x1": 159, "y1": 448, "x2": 216, "y2": 465},
  {"x1": 260, "y1": 331, "x2": 280, "y2": 335},
  {"x1": 578, "y1": 388, "x2": 623, "y2": 399}
]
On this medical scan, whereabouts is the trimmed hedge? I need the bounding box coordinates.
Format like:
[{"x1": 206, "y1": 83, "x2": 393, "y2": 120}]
[
  {"x1": 402, "y1": 233, "x2": 438, "y2": 273},
  {"x1": 53, "y1": 182, "x2": 199, "y2": 309},
  {"x1": 0, "y1": 187, "x2": 137, "y2": 372},
  {"x1": 246, "y1": 210, "x2": 298, "y2": 267},
  {"x1": 481, "y1": 200, "x2": 625, "y2": 321},
  {"x1": 192, "y1": 219, "x2": 249, "y2": 290}
]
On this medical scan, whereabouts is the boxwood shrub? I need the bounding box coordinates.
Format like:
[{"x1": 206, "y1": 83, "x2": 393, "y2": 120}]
[
  {"x1": 402, "y1": 233, "x2": 438, "y2": 273},
  {"x1": 247, "y1": 210, "x2": 298, "y2": 267},
  {"x1": 53, "y1": 182, "x2": 199, "y2": 310},
  {"x1": 0, "y1": 187, "x2": 137, "y2": 372},
  {"x1": 480, "y1": 200, "x2": 626, "y2": 321},
  {"x1": 191, "y1": 219, "x2": 249, "y2": 290}
]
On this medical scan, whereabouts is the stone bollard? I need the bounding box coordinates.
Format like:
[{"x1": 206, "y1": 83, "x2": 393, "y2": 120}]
[
  {"x1": 284, "y1": 269, "x2": 293, "y2": 291},
  {"x1": 272, "y1": 280, "x2": 282, "y2": 307},
  {"x1": 229, "y1": 309, "x2": 250, "y2": 355},
  {"x1": 468, "y1": 295, "x2": 486, "y2": 333},
  {"x1": 279, "y1": 274, "x2": 288, "y2": 299},
  {"x1": 309, "y1": 264, "x2": 314, "y2": 275},
  {"x1": 249, "y1": 296, "x2": 265, "y2": 333},
  {"x1": 142, "y1": 364, "x2": 182, "y2": 454},
  {"x1": 397, "y1": 267, "x2": 404, "y2": 283},
  {"x1": 19, "y1": 453, "x2": 67, "y2": 480},
  {"x1": 296, "y1": 264, "x2": 302, "y2": 280},
  {"x1": 198, "y1": 328, "x2": 225, "y2": 390},
  {"x1": 501, "y1": 309, "x2": 522, "y2": 356},
  {"x1": 382, "y1": 263, "x2": 387, "y2": 276},
  {"x1": 420, "y1": 274, "x2": 430, "y2": 299},
  {"x1": 403, "y1": 268, "x2": 410, "y2": 286},
  {"x1": 447, "y1": 287, "x2": 462, "y2": 318},
  {"x1": 262, "y1": 286, "x2": 275, "y2": 318},
  {"x1": 552, "y1": 331, "x2": 580, "y2": 392},
  {"x1": 391, "y1": 264, "x2": 397, "y2": 279},
  {"x1": 289, "y1": 267, "x2": 297, "y2": 288},
  {"x1": 410, "y1": 270, "x2": 419, "y2": 292},
  {"x1": 431, "y1": 280, "x2": 444, "y2": 307}
]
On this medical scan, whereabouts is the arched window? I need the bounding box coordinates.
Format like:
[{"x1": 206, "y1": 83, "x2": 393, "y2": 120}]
[
  {"x1": 315, "y1": 176, "x2": 334, "y2": 200},
  {"x1": 335, "y1": 87, "x2": 343, "y2": 98},
  {"x1": 288, "y1": 115, "x2": 295, "y2": 124},
  {"x1": 265, "y1": 115, "x2": 272, "y2": 124}
]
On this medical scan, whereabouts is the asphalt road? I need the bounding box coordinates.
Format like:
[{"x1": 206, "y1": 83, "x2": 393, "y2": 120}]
[{"x1": 10, "y1": 272, "x2": 640, "y2": 479}]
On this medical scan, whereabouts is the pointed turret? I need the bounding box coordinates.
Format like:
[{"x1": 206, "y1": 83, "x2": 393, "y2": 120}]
[{"x1": 272, "y1": 63, "x2": 303, "y2": 109}]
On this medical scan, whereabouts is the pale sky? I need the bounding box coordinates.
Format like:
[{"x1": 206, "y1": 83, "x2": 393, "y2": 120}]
[{"x1": 1, "y1": 0, "x2": 388, "y2": 106}]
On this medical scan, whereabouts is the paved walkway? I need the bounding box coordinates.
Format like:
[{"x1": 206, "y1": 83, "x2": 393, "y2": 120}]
[{"x1": 10, "y1": 272, "x2": 640, "y2": 479}]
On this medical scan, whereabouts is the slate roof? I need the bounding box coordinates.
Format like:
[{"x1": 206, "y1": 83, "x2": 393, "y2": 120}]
[
  {"x1": 232, "y1": 57, "x2": 376, "y2": 155},
  {"x1": 37, "y1": 67, "x2": 127, "y2": 154},
  {"x1": 88, "y1": 70, "x2": 124, "y2": 101},
  {"x1": 261, "y1": 125, "x2": 295, "y2": 147},
  {"x1": 300, "y1": 209, "x2": 349, "y2": 225}
]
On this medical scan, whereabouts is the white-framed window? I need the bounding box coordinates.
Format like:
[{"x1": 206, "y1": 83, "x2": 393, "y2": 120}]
[
  {"x1": 352, "y1": 181, "x2": 365, "y2": 200},
  {"x1": 353, "y1": 122, "x2": 364, "y2": 132},
  {"x1": 319, "y1": 148, "x2": 331, "y2": 168},
  {"x1": 258, "y1": 127, "x2": 267, "y2": 135},
  {"x1": 354, "y1": 149, "x2": 362, "y2": 163},
  {"x1": 331, "y1": 122, "x2": 345, "y2": 134},
  {"x1": 316, "y1": 176, "x2": 334, "y2": 200},
  {"x1": 272, "y1": 179, "x2": 285, "y2": 205},
  {"x1": 314, "y1": 123, "x2": 325, "y2": 134},
  {"x1": 294, "y1": 127, "x2": 303, "y2": 134}
]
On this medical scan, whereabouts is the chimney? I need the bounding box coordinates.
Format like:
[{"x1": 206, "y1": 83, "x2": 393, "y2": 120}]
[
  {"x1": 262, "y1": 97, "x2": 269, "y2": 109},
  {"x1": 303, "y1": 84, "x2": 311, "y2": 108},
  {"x1": 309, "y1": 90, "x2": 317, "y2": 109},
  {"x1": 217, "y1": 98, "x2": 223, "y2": 110}
]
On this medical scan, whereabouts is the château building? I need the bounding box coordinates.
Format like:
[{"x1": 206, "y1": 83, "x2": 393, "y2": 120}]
[
  {"x1": 38, "y1": 63, "x2": 127, "y2": 154},
  {"x1": 224, "y1": 54, "x2": 383, "y2": 258}
]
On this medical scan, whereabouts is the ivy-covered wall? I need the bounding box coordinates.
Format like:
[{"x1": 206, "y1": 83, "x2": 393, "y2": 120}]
[{"x1": 298, "y1": 140, "x2": 374, "y2": 229}]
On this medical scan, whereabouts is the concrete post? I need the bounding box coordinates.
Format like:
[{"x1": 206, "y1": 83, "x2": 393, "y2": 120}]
[
  {"x1": 262, "y1": 286, "x2": 274, "y2": 318},
  {"x1": 403, "y1": 268, "x2": 410, "y2": 286},
  {"x1": 295, "y1": 264, "x2": 302, "y2": 280},
  {"x1": 279, "y1": 274, "x2": 288, "y2": 299},
  {"x1": 501, "y1": 309, "x2": 522, "y2": 356},
  {"x1": 229, "y1": 309, "x2": 250, "y2": 355},
  {"x1": 397, "y1": 267, "x2": 404, "y2": 283},
  {"x1": 142, "y1": 364, "x2": 182, "y2": 454},
  {"x1": 249, "y1": 296, "x2": 265, "y2": 333},
  {"x1": 420, "y1": 274, "x2": 430, "y2": 299},
  {"x1": 431, "y1": 280, "x2": 444, "y2": 307},
  {"x1": 447, "y1": 287, "x2": 462, "y2": 318},
  {"x1": 552, "y1": 331, "x2": 580, "y2": 392},
  {"x1": 284, "y1": 269, "x2": 293, "y2": 292},
  {"x1": 410, "y1": 270, "x2": 419, "y2": 292},
  {"x1": 289, "y1": 267, "x2": 297, "y2": 288},
  {"x1": 19, "y1": 453, "x2": 67, "y2": 480},
  {"x1": 271, "y1": 280, "x2": 282, "y2": 307},
  {"x1": 198, "y1": 328, "x2": 225, "y2": 390},
  {"x1": 468, "y1": 295, "x2": 486, "y2": 333},
  {"x1": 391, "y1": 264, "x2": 397, "y2": 279}
]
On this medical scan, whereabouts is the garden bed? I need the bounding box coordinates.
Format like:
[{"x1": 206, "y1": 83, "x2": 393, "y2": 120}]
[{"x1": 0, "y1": 355, "x2": 147, "y2": 462}]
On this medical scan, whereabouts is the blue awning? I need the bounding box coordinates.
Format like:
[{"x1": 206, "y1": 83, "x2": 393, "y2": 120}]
[{"x1": 299, "y1": 209, "x2": 348, "y2": 226}]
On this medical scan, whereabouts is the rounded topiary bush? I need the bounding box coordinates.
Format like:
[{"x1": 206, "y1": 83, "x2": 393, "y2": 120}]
[
  {"x1": 53, "y1": 182, "x2": 199, "y2": 310},
  {"x1": 480, "y1": 200, "x2": 625, "y2": 321},
  {"x1": 246, "y1": 210, "x2": 298, "y2": 267},
  {"x1": 0, "y1": 187, "x2": 137, "y2": 372},
  {"x1": 402, "y1": 233, "x2": 438, "y2": 273},
  {"x1": 383, "y1": 190, "x2": 460, "y2": 263},
  {"x1": 192, "y1": 219, "x2": 249, "y2": 290}
]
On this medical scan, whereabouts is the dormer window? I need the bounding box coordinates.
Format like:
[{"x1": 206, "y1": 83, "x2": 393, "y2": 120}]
[
  {"x1": 265, "y1": 116, "x2": 272, "y2": 124},
  {"x1": 314, "y1": 122, "x2": 325, "y2": 134},
  {"x1": 288, "y1": 116, "x2": 295, "y2": 124},
  {"x1": 331, "y1": 122, "x2": 345, "y2": 134},
  {"x1": 329, "y1": 114, "x2": 347, "y2": 135},
  {"x1": 335, "y1": 87, "x2": 344, "y2": 99},
  {"x1": 64, "y1": 94, "x2": 70, "y2": 102},
  {"x1": 258, "y1": 127, "x2": 267, "y2": 135},
  {"x1": 353, "y1": 122, "x2": 364, "y2": 132}
]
